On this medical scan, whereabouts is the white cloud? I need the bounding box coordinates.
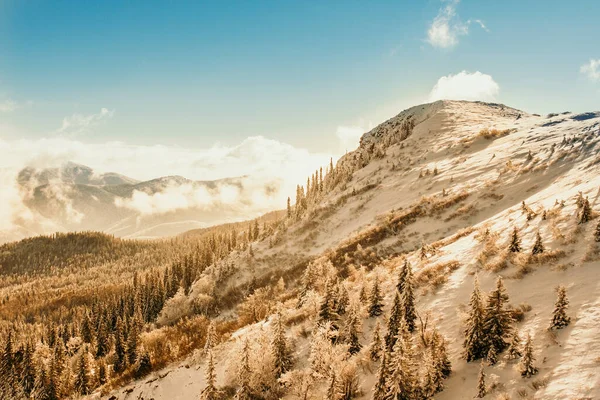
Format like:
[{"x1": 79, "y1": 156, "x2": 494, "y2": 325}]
[
  {"x1": 57, "y1": 107, "x2": 115, "y2": 135},
  {"x1": 429, "y1": 71, "x2": 500, "y2": 102},
  {"x1": 580, "y1": 59, "x2": 600, "y2": 82},
  {"x1": 336, "y1": 126, "x2": 364, "y2": 152},
  {"x1": 0, "y1": 99, "x2": 18, "y2": 113},
  {"x1": 426, "y1": 0, "x2": 487, "y2": 49}
]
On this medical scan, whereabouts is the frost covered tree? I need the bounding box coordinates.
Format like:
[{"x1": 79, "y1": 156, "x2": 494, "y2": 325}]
[
  {"x1": 372, "y1": 352, "x2": 389, "y2": 400},
  {"x1": 74, "y1": 346, "x2": 90, "y2": 395},
  {"x1": 476, "y1": 362, "x2": 486, "y2": 398},
  {"x1": 579, "y1": 197, "x2": 592, "y2": 224},
  {"x1": 336, "y1": 284, "x2": 350, "y2": 316},
  {"x1": 325, "y1": 369, "x2": 338, "y2": 400},
  {"x1": 509, "y1": 227, "x2": 521, "y2": 252},
  {"x1": 506, "y1": 331, "x2": 522, "y2": 360},
  {"x1": 396, "y1": 259, "x2": 409, "y2": 294},
  {"x1": 204, "y1": 321, "x2": 218, "y2": 354},
  {"x1": 113, "y1": 317, "x2": 126, "y2": 372},
  {"x1": 483, "y1": 277, "x2": 512, "y2": 354},
  {"x1": 400, "y1": 262, "x2": 417, "y2": 332},
  {"x1": 345, "y1": 301, "x2": 362, "y2": 355},
  {"x1": 531, "y1": 231, "x2": 544, "y2": 255},
  {"x1": 368, "y1": 277, "x2": 384, "y2": 317},
  {"x1": 235, "y1": 339, "x2": 252, "y2": 400},
  {"x1": 550, "y1": 285, "x2": 571, "y2": 329},
  {"x1": 384, "y1": 291, "x2": 402, "y2": 352},
  {"x1": 519, "y1": 333, "x2": 538, "y2": 378},
  {"x1": 486, "y1": 344, "x2": 498, "y2": 366},
  {"x1": 320, "y1": 279, "x2": 340, "y2": 327},
  {"x1": 595, "y1": 221, "x2": 600, "y2": 242},
  {"x1": 201, "y1": 350, "x2": 219, "y2": 400},
  {"x1": 431, "y1": 329, "x2": 452, "y2": 378},
  {"x1": 463, "y1": 278, "x2": 487, "y2": 361},
  {"x1": 271, "y1": 312, "x2": 293, "y2": 379},
  {"x1": 385, "y1": 323, "x2": 418, "y2": 400},
  {"x1": 370, "y1": 321, "x2": 383, "y2": 361}
]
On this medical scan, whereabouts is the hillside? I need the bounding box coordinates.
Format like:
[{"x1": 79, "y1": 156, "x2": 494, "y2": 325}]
[
  {"x1": 101, "y1": 100, "x2": 600, "y2": 399},
  {"x1": 2, "y1": 100, "x2": 600, "y2": 400}
]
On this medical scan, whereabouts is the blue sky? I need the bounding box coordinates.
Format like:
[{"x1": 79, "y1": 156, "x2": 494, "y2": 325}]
[{"x1": 0, "y1": 0, "x2": 599, "y2": 153}]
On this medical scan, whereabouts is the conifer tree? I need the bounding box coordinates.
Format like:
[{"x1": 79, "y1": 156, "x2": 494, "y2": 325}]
[
  {"x1": 579, "y1": 197, "x2": 592, "y2": 224},
  {"x1": 509, "y1": 227, "x2": 521, "y2": 252},
  {"x1": 345, "y1": 302, "x2": 362, "y2": 355},
  {"x1": 97, "y1": 359, "x2": 107, "y2": 386},
  {"x1": 127, "y1": 316, "x2": 140, "y2": 365},
  {"x1": 235, "y1": 339, "x2": 252, "y2": 400},
  {"x1": 370, "y1": 321, "x2": 383, "y2": 361},
  {"x1": 371, "y1": 352, "x2": 389, "y2": 400},
  {"x1": 201, "y1": 350, "x2": 219, "y2": 400},
  {"x1": 48, "y1": 341, "x2": 66, "y2": 399},
  {"x1": 325, "y1": 369, "x2": 338, "y2": 400},
  {"x1": 368, "y1": 277, "x2": 384, "y2": 317},
  {"x1": 386, "y1": 323, "x2": 418, "y2": 400},
  {"x1": 74, "y1": 346, "x2": 90, "y2": 395},
  {"x1": 287, "y1": 197, "x2": 292, "y2": 219},
  {"x1": 506, "y1": 330, "x2": 522, "y2": 360},
  {"x1": 476, "y1": 362, "x2": 486, "y2": 398},
  {"x1": 595, "y1": 221, "x2": 600, "y2": 242},
  {"x1": 519, "y1": 333, "x2": 538, "y2": 378},
  {"x1": 271, "y1": 312, "x2": 293, "y2": 379},
  {"x1": 336, "y1": 284, "x2": 349, "y2": 315},
  {"x1": 319, "y1": 280, "x2": 340, "y2": 327},
  {"x1": 550, "y1": 285, "x2": 571, "y2": 329},
  {"x1": 384, "y1": 291, "x2": 402, "y2": 352},
  {"x1": 113, "y1": 317, "x2": 126, "y2": 373},
  {"x1": 463, "y1": 278, "x2": 487, "y2": 361},
  {"x1": 204, "y1": 321, "x2": 218, "y2": 354},
  {"x1": 396, "y1": 260, "x2": 409, "y2": 294},
  {"x1": 136, "y1": 346, "x2": 152, "y2": 378},
  {"x1": 486, "y1": 344, "x2": 498, "y2": 366},
  {"x1": 483, "y1": 277, "x2": 512, "y2": 354},
  {"x1": 531, "y1": 231, "x2": 544, "y2": 255},
  {"x1": 432, "y1": 329, "x2": 452, "y2": 378},
  {"x1": 0, "y1": 330, "x2": 14, "y2": 380},
  {"x1": 401, "y1": 263, "x2": 417, "y2": 332}
]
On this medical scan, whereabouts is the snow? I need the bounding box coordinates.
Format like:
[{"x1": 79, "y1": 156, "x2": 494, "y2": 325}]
[{"x1": 98, "y1": 100, "x2": 600, "y2": 400}]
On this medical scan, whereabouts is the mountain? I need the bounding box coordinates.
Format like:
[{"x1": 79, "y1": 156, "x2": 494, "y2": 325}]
[
  {"x1": 105, "y1": 100, "x2": 600, "y2": 399},
  {"x1": 4, "y1": 162, "x2": 282, "y2": 242},
  {"x1": 2, "y1": 100, "x2": 600, "y2": 400}
]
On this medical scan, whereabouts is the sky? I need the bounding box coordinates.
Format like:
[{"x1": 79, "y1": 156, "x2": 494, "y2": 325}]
[{"x1": 0, "y1": 0, "x2": 599, "y2": 178}]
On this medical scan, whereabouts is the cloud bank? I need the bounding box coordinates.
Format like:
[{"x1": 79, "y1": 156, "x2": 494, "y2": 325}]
[
  {"x1": 57, "y1": 107, "x2": 115, "y2": 135},
  {"x1": 429, "y1": 71, "x2": 500, "y2": 102}
]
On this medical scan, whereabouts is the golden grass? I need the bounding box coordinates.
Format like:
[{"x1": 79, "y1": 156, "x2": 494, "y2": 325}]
[{"x1": 478, "y1": 127, "x2": 513, "y2": 139}]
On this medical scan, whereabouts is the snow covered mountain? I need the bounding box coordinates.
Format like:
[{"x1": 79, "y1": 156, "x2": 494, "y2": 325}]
[{"x1": 102, "y1": 100, "x2": 600, "y2": 400}]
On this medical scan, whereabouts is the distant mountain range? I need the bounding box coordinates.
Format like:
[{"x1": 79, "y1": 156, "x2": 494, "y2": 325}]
[{"x1": 2, "y1": 161, "x2": 281, "y2": 243}]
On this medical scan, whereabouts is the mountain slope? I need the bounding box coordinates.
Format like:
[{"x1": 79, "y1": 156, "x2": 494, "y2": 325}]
[{"x1": 101, "y1": 100, "x2": 600, "y2": 400}]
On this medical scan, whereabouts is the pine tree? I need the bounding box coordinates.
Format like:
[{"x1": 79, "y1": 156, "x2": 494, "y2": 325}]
[
  {"x1": 98, "y1": 359, "x2": 107, "y2": 386},
  {"x1": 370, "y1": 321, "x2": 383, "y2": 361},
  {"x1": 432, "y1": 329, "x2": 452, "y2": 378},
  {"x1": 113, "y1": 317, "x2": 126, "y2": 373},
  {"x1": 336, "y1": 284, "x2": 349, "y2": 315},
  {"x1": 476, "y1": 362, "x2": 486, "y2": 398},
  {"x1": 519, "y1": 333, "x2": 538, "y2": 378},
  {"x1": 483, "y1": 276, "x2": 512, "y2": 354},
  {"x1": 464, "y1": 278, "x2": 487, "y2": 361},
  {"x1": 531, "y1": 231, "x2": 544, "y2": 255},
  {"x1": 345, "y1": 302, "x2": 362, "y2": 355},
  {"x1": 509, "y1": 227, "x2": 521, "y2": 252},
  {"x1": 396, "y1": 259, "x2": 409, "y2": 294},
  {"x1": 550, "y1": 285, "x2": 571, "y2": 329},
  {"x1": 127, "y1": 315, "x2": 140, "y2": 365},
  {"x1": 384, "y1": 291, "x2": 402, "y2": 352},
  {"x1": 271, "y1": 312, "x2": 293, "y2": 379},
  {"x1": 368, "y1": 277, "x2": 384, "y2": 317},
  {"x1": 0, "y1": 330, "x2": 14, "y2": 380},
  {"x1": 204, "y1": 321, "x2": 217, "y2": 354},
  {"x1": 371, "y1": 352, "x2": 389, "y2": 400},
  {"x1": 235, "y1": 339, "x2": 252, "y2": 400},
  {"x1": 319, "y1": 280, "x2": 340, "y2": 327},
  {"x1": 48, "y1": 341, "x2": 66, "y2": 399},
  {"x1": 486, "y1": 344, "x2": 498, "y2": 366},
  {"x1": 506, "y1": 330, "x2": 522, "y2": 360},
  {"x1": 401, "y1": 262, "x2": 417, "y2": 332},
  {"x1": 386, "y1": 323, "x2": 418, "y2": 400},
  {"x1": 579, "y1": 197, "x2": 592, "y2": 224},
  {"x1": 287, "y1": 197, "x2": 292, "y2": 219},
  {"x1": 325, "y1": 368, "x2": 338, "y2": 400},
  {"x1": 135, "y1": 346, "x2": 152, "y2": 378},
  {"x1": 74, "y1": 346, "x2": 90, "y2": 395},
  {"x1": 201, "y1": 350, "x2": 219, "y2": 400}
]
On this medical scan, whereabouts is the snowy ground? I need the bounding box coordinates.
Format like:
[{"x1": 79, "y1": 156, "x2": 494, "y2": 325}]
[{"x1": 98, "y1": 101, "x2": 600, "y2": 400}]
